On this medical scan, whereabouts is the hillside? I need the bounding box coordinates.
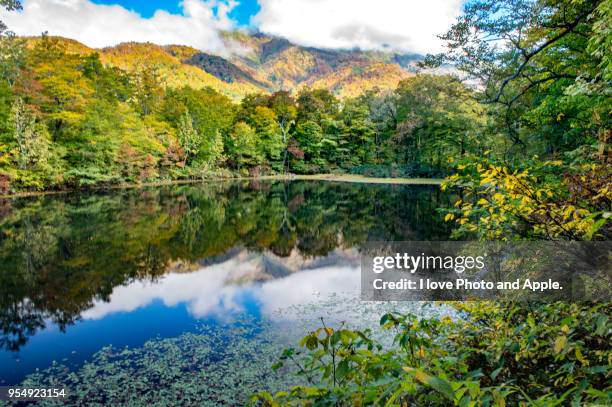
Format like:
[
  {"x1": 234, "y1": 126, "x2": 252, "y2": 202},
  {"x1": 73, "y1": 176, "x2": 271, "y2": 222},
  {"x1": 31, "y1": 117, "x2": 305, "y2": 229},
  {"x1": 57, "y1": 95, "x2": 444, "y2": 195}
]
[
  {"x1": 305, "y1": 62, "x2": 411, "y2": 99},
  {"x1": 24, "y1": 32, "x2": 421, "y2": 99},
  {"x1": 221, "y1": 31, "x2": 417, "y2": 96}
]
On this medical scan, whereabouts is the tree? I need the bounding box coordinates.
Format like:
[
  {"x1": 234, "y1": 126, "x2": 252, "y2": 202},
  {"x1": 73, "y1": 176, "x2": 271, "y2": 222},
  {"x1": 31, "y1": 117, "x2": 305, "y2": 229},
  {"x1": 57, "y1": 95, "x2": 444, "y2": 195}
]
[
  {"x1": 10, "y1": 98, "x2": 50, "y2": 170},
  {"x1": 226, "y1": 121, "x2": 260, "y2": 172},
  {"x1": 0, "y1": 0, "x2": 23, "y2": 89},
  {"x1": 296, "y1": 88, "x2": 339, "y2": 123},
  {"x1": 251, "y1": 106, "x2": 284, "y2": 166},
  {"x1": 358, "y1": 89, "x2": 398, "y2": 164},
  {"x1": 0, "y1": 0, "x2": 21, "y2": 35},
  {"x1": 81, "y1": 53, "x2": 132, "y2": 103},
  {"x1": 177, "y1": 109, "x2": 199, "y2": 166},
  {"x1": 432, "y1": 0, "x2": 612, "y2": 240},
  {"x1": 132, "y1": 64, "x2": 163, "y2": 117},
  {"x1": 0, "y1": 33, "x2": 25, "y2": 89},
  {"x1": 394, "y1": 75, "x2": 488, "y2": 168},
  {"x1": 339, "y1": 98, "x2": 376, "y2": 167},
  {"x1": 425, "y1": 0, "x2": 607, "y2": 152},
  {"x1": 294, "y1": 121, "x2": 323, "y2": 161},
  {"x1": 160, "y1": 87, "x2": 233, "y2": 166},
  {"x1": 268, "y1": 91, "x2": 297, "y2": 173},
  {"x1": 26, "y1": 35, "x2": 94, "y2": 140}
]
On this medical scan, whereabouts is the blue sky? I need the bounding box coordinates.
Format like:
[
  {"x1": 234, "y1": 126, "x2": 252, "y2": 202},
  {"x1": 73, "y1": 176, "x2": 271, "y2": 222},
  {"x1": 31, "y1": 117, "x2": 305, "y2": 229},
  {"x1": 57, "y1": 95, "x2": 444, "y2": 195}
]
[{"x1": 91, "y1": 0, "x2": 260, "y2": 26}]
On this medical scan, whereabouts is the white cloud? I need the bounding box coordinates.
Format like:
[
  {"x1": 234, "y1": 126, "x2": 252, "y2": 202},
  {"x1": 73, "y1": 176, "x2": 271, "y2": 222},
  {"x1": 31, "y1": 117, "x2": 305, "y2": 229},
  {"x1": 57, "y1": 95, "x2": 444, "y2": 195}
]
[
  {"x1": 81, "y1": 250, "x2": 360, "y2": 321},
  {"x1": 0, "y1": 0, "x2": 238, "y2": 53},
  {"x1": 252, "y1": 0, "x2": 464, "y2": 54},
  {"x1": 0, "y1": 0, "x2": 464, "y2": 54}
]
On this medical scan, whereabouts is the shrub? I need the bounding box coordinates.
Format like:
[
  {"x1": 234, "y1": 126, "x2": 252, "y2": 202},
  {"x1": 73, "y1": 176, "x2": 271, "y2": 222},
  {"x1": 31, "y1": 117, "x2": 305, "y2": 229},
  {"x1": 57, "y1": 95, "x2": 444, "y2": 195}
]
[{"x1": 251, "y1": 302, "x2": 611, "y2": 406}]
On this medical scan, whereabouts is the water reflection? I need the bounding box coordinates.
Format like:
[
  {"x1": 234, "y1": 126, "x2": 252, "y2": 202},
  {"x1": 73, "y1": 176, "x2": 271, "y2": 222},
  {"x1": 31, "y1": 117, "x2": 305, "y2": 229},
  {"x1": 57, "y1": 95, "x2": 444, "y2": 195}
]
[
  {"x1": 81, "y1": 249, "x2": 361, "y2": 321},
  {"x1": 0, "y1": 180, "x2": 452, "y2": 384}
]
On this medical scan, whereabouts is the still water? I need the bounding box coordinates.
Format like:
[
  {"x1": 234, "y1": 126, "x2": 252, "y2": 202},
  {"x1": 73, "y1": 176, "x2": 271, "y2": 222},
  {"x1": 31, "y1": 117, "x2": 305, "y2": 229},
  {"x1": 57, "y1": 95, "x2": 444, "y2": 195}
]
[{"x1": 0, "y1": 180, "x2": 453, "y2": 404}]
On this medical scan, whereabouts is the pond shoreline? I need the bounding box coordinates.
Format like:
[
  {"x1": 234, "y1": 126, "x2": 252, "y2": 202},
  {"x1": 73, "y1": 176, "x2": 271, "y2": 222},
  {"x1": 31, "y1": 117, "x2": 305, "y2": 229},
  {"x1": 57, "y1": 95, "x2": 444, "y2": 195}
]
[{"x1": 0, "y1": 174, "x2": 443, "y2": 199}]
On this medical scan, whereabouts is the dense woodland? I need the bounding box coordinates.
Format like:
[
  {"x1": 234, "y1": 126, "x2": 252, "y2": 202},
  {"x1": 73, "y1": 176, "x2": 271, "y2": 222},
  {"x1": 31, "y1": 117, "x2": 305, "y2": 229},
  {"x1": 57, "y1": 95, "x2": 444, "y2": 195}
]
[
  {"x1": 253, "y1": 0, "x2": 610, "y2": 405},
  {"x1": 1, "y1": 0, "x2": 609, "y2": 241},
  {"x1": 0, "y1": 34, "x2": 482, "y2": 190},
  {"x1": 0, "y1": 0, "x2": 610, "y2": 241},
  {"x1": 0, "y1": 0, "x2": 611, "y2": 405}
]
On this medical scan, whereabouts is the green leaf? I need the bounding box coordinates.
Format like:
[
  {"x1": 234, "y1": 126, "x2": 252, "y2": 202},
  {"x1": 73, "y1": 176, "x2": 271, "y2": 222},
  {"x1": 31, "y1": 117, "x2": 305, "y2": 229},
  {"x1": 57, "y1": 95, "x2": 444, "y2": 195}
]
[
  {"x1": 403, "y1": 367, "x2": 455, "y2": 401},
  {"x1": 336, "y1": 359, "x2": 349, "y2": 381}
]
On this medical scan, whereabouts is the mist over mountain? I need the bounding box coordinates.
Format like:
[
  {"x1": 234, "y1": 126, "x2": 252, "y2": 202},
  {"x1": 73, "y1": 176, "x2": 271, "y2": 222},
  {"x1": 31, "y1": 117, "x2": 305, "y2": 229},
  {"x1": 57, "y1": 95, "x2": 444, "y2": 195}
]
[{"x1": 26, "y1": 30, "x2": 424, "y2": 99}]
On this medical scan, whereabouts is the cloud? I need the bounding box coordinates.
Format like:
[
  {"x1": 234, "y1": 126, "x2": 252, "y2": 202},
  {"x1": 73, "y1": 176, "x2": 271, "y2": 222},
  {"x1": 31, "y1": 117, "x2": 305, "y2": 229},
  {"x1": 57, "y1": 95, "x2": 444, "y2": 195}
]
[
  {"x1": 0, "y1": 0, "x2": 238, "y2": 53},
  {"x1": 252, "y1": 0, "x2": 464, "y2": 54},
  {"x1": 81, "y1": 250, "x2": 361, "y2": 321},
  {"x1": 0, "y1": 0, "x2": 465, "y2": 54}
]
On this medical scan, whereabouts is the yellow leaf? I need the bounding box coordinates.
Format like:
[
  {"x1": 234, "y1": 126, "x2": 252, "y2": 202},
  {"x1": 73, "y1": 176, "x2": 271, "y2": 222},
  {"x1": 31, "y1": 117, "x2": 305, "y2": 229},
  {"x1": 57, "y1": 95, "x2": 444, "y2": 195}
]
[
  {"x1": 492, "y1": 194, "x2": 503, "y2": 202},
  {"x1": 554, "y1": 335, "x2": 567, "y2": 354},
  {"x1": 575, "y1": 348, "x2": 587, "y2": 366}
]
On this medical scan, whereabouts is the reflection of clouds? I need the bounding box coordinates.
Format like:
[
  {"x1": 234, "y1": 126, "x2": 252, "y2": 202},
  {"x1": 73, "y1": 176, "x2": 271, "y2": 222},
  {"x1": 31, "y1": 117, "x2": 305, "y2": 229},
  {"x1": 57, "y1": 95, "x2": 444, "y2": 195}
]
[
  {"x1": 256, "y1": 266, "x2": 358, "y2": 318},
  {"x1": 82, "y1": 250, "x2": 360, "y2": 321}
]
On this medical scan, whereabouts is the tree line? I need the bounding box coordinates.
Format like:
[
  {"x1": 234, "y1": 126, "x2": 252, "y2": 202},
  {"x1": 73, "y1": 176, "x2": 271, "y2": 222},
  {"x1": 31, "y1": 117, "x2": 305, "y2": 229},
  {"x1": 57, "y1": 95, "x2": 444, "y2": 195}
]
[
  {"x1": 0, "y1": 38, "x2": 488, "y2": 191},
  {"x1": 0, "y1": 0, "x2": 610, "y2": 243}
]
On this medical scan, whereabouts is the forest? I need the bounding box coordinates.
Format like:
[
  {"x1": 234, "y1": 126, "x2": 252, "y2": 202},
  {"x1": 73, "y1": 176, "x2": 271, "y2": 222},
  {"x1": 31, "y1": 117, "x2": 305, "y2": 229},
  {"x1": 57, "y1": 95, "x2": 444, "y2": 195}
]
[
  {"x1": 0, "y1": 0, "x2": 611, "y2": 404},
  {"x1": 0, "y1": 34, "x2": 483, "y2": 190},
  {"x1": 0, "y1": 0, "x2": 608, "y2": 239},
  {"x1": 1, "y1": 0, "x2": 608, "y2": 236},
  {"x1": 0, "y1": 3, "x2": 487, "y2": 193}
]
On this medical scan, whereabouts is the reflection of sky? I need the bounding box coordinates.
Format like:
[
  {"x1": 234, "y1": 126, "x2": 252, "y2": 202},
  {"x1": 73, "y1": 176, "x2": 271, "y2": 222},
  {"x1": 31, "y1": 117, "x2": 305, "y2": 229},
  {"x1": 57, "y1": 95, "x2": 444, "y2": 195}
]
[
  {"x1": 82, "y1": 250, "x2": 361, "y2": 321},
  {"x1": 1, "y1": 248, "x2": 457, "y2": 385},
  {"x1": 1, "y1": 249, "x2": 363, "y2": 385}
]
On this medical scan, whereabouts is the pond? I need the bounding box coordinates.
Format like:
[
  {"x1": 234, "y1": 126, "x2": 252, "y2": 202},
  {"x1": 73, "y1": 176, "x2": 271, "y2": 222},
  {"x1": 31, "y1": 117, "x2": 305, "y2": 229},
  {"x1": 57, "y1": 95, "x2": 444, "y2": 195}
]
[{"x1": 0, "y1": 180, "x2": 454, "y2": 405}]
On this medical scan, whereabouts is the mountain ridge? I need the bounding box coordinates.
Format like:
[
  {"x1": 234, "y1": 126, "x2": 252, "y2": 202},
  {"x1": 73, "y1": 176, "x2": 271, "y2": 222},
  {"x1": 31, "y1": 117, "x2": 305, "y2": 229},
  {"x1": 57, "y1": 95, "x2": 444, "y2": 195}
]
[{"x1": 24, "y1": 32, "x2": 423, "y2": 99}]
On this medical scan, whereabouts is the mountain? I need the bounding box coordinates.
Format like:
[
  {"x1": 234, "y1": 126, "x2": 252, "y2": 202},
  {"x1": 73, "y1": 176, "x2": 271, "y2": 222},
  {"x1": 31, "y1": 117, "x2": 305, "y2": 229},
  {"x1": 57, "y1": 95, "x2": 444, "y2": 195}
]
[
  {"x1": 182, "y1": 52, "x2": 272, "y2": 90},
  {"x1": 25, "y1": 32, "x2": 424, "y2": 100},
  {"x1": 220, "y1": 31, "x2": 421, "y2": 98}
]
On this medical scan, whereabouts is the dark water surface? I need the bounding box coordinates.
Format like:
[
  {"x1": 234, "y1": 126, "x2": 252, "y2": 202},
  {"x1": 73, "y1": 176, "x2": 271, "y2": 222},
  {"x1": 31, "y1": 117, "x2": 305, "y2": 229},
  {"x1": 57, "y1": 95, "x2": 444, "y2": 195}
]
[{"x1": 0, "y1": 180, "x2": 453, "y2": 404}]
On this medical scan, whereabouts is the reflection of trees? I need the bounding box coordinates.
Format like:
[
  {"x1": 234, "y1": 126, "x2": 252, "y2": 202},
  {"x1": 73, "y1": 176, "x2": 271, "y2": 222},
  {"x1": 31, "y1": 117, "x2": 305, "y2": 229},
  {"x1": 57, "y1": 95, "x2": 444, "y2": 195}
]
[
  {"x1": 0, "y1": 300, "x2": 45, "y2": 352},
  {"x1": 0, "y1": 181, "x2": 453, "y2": 351}
]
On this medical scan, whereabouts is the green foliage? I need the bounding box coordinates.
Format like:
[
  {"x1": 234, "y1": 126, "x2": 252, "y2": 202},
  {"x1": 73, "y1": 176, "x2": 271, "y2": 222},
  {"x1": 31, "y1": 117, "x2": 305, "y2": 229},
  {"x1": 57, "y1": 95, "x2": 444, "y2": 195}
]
[
  {"x1": 429, "y1": 0, "x2": 611, "y2": 242},
  {"x1": 252, "y1": 303, "x2": 611, "y2": 406},
  {"x1": 0, "y1": 32, "x2": 492, "y2": 192},
  {"x1": 394, "y1": 75, "x2": 489, "y2": 168},
  {"x1": 338, "y1": 98, "x2": 377, "y2": 168},
  {"x1": 9, "y1": 98, "x2": 50, "y2": 170},
  {"x1": 0, "y1": 32, "x2": 25, "y2": 88},
  {"x1": 0, "y1": 0, "x2": 21, "y2": 34},
  {"x1": 251, "y1": 3, "x2": 611, "y2": 404},
  {"x1": 177, "y1": 108, "x2": 200, "y2": 166},
  {"x1": 227, "y1": 121, "x2": 262, "y2": 172},
  {"x1": 160, "y1": 86, "x2": 233, "y2": 166}
]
